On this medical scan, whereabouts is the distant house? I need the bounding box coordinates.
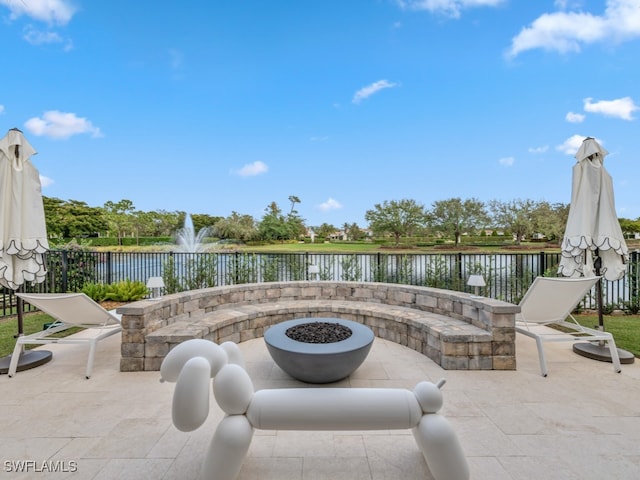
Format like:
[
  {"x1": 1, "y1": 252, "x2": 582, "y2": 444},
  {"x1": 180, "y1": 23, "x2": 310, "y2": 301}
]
[{"x1": 328, "y1": 230, "x2": 347, "y2": 241}]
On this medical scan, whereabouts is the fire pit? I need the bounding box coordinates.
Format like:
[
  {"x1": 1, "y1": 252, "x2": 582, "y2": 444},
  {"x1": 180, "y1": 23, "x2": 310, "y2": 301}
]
[{"x1": 264, "y1": 318, "x2": 374, "y2": 383}]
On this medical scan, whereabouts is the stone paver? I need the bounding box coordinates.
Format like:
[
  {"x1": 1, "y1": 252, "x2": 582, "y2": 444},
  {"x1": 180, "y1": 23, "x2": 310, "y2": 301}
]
[{"x1": 1, "y1": 328, "x2": 639, "y2": 479}]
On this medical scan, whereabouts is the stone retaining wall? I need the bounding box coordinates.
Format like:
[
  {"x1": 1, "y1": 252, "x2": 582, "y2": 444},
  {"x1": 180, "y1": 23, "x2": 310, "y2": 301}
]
[{"x1": 117, "y1": 281, "x2": 519, "y2": 373}]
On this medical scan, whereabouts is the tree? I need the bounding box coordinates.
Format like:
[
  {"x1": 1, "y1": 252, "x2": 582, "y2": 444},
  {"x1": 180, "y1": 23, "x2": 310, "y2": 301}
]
[
  {"x1": 531, "y1": 201, "x2": 569, "y2": 243},
  {"x1": 428, "y1": 197, "x2": 489, "y2": 247},
  {"x1": 103, "y1": 199, "x2": 136, "y2": 245},
  {"x1": 348, "y1": 222, "x2": 366, "y2": 241},
  {"x1": 214, "y1": 212, "x2": 257, "y2": 241},
  {"x1": 258, "y1": 202, "x2": 291, "y2": 242},
  {"x1": 315, "y1": 223, "x2": 337, "y2": 240},
  {"x1": 43, "y1": 197, "x2": 108, "y2": 238},
  {"x1": 619, "y1": 218, "x2": 640, "y2": 240},
  {"x1": 285, "y1": 197, "x2": 306, "y2": 240},
  {"x1": 288, "y1": 195, "x2": 301, "y2": 215},
  {"x1": 364, "y1": 199, "x2": 427, "y2": 246},
  {"x1": 191, "y1": 213, "x2": 223, "y2": 234},
  {"x1": 489, "y1": 198, "x2": 537, "y2": 245},
  {"x1": 143, "y1": 210, "x2": 182, "y2": 236}
]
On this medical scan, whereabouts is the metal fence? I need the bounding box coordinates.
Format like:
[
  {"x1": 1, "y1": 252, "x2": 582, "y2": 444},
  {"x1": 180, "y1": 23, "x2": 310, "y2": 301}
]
[{"x1": 2, "y1": 250, "x2": 639, "y2": 318}]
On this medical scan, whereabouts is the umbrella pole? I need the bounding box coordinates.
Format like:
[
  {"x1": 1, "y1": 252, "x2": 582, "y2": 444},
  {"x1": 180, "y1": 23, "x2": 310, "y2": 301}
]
[
  {"x1": 17, "y1": 292, "x2": 25, "y2": 336},
  {"x1": 594, "y1": 250, "x2": 604, "y2": 330},
  {"x1": 595, "y1": 278, "x2": 604, "y2": 329}
]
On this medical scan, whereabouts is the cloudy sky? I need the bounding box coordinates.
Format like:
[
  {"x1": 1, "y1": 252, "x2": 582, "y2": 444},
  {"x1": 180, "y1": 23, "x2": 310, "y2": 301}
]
[{"x1": 1, "y1": 0, "x2": 639, "y2": 226}]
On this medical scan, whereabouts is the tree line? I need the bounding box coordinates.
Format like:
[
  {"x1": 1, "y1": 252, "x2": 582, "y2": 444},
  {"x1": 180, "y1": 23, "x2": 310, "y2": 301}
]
[{"x1": 43, "y1": 195, "x2": 639, "y2": 246}]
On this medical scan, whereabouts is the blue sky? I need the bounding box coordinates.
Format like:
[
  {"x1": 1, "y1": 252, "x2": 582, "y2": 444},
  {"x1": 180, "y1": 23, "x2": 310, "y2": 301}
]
[{"x1": 1, "y1": 0, "x2": 639, "y2": 227}]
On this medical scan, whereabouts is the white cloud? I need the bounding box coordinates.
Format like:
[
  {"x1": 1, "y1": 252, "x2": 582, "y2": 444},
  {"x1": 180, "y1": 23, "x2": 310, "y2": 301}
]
[
  {"x1": 0, "y1": 0, "x2": 77, "y2": 25},
  {"x1": 556, "y1": 134, "x2": 606, "y2": 155},
  {"x1": 0, "y1": 104, "x2": 4, "y2": 114},
  {"x1": 25, "y1": 111, "x2": 102, "y2": 139},
  {"x1": 317, "y1": 198, "x2": 343, "y2": 212},
  {"x1": 234, "y1": 160, "x2": 268, "y2": 177},
  {"x1": 22, "y1": 25, "x2": 72, "y2": 50},
  {"x1": 498, "y1": 156, "x2": 515, "y2": 167},
  {"x1": 528, "y1": 145, "x2": 549, "y2": 154},
  {"x1": 584, "y1": 96, "x2": 638, "y2": 120},
  {"x1": 352, "y1": 80, "x2": 398, "y2": 104},
  {"x1": 39, "y1": 175, "x2": 54, "y2": 187},
  {"x1": 507, "y1": 0, "x2": 640, "y2": 58},
  {"x1": 397, "y1": 0, "x2": 506, "y2": 19},
  {"x1": 566, "y1": 111, "x2": 586, "y2": 123},
  {"x1": 23, "y1": 27, "x2": 61, "y2": 44}
]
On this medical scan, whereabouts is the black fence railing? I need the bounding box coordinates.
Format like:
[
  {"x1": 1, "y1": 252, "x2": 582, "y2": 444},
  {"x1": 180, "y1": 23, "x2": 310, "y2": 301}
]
[{"x1": 2, "y1": 250, "x2": 640, "y2": 318}]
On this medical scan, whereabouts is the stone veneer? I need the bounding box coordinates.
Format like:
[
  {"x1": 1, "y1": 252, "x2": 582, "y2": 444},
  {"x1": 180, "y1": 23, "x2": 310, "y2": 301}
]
[{"x1": 117, "y1": 281, "x2": 520, "y2": 373}]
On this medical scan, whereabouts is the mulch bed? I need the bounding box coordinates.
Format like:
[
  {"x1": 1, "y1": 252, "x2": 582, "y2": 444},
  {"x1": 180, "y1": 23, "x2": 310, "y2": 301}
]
[{"x1": 99, "y1": 301, "x2": 130, "y2": 311}]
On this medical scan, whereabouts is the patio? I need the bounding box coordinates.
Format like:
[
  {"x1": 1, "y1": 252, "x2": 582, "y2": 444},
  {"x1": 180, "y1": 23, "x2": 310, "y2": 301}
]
[{"x1": 1, "y1": 330, "x2": 639, "y2": 479}]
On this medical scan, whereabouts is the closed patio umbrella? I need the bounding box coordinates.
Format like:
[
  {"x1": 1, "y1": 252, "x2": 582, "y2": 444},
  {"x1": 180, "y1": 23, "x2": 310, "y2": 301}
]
[
  {"x1": 558, "y1": 136, "x2": 634, "y2": 363},
  {"x1": 0, "y1": 128, "x2": 52, "y2": 373}
]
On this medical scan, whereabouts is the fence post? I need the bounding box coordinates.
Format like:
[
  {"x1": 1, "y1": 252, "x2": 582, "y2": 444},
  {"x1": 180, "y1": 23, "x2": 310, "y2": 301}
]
[
  {"x1": 631, "y1": 251, "x2": 639, "y2": 306},
  {"x1": 234, "y1": 251, "x2": 239, "y2": 285},
  {"x1": 539, "y1": 251, "x2": 546, "y2": 277},
  {"x1": 106, "y1": 251, "x2": 113, "y2": 285},
  {"x1": 61, "y1": 250, "x2": 68, "y2": 293}
]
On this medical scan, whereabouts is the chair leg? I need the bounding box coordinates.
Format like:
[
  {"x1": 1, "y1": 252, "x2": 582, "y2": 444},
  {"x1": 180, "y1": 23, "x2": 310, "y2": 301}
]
[
  {"x1": 7, "y1": 341, "x2": 25, "y2": 377},
  {"x1": 535, "y1": 337, "x2": 548, "y2": 377},
  {"x1": 85, "y1": 341, "x2": 98, "y2": 379},
  {"x1": 606, "y1": 339, "x2": 622, "y2": 373}
]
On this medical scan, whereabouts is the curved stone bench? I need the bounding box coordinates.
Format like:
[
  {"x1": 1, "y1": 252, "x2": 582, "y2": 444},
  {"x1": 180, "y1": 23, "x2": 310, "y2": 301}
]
[{"x1": 118, "y1": 281, "x2": 519, "y2": 372}]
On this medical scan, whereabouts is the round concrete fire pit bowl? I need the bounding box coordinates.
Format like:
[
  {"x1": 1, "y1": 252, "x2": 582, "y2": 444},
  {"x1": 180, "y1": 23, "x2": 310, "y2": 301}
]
[{"x1": 264, "y1": 318, "x2": 375, "y2": 384}]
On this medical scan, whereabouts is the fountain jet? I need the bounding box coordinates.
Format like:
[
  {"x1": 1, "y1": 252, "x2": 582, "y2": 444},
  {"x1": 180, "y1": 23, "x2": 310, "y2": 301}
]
[{"x1": 175, "y1": 214, "x2": 211, "y2": 253}]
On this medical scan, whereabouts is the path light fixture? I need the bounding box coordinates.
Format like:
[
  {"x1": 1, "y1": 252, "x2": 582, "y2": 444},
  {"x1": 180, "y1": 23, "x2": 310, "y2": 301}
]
[
  {"x1": 308, "y1": 264, "x2": 320, "y2": 280},
  {"x1": 146, "y1": 276, "x2": 165, "y2": 299},
  {"x1": 467, "y1": 274, "x2": 486, "y2": 297}
]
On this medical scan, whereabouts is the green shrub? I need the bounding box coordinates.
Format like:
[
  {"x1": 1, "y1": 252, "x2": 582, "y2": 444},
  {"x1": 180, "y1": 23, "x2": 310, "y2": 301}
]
[
  {"x1": 80, "y1": 280, "x2": 148, "y2": 302},
  {"x1": 81, "y1": 283, "x2": 110, "y2": 302},
  {"x1": 601, "y1": 302, "x2": 618, "y2": 315},
  {"x1": 106, "y1": 280, "x2": 148, "y2": 302},
  {"x1": 622, "y1": 298, "x2": 640, "y2": 315}
]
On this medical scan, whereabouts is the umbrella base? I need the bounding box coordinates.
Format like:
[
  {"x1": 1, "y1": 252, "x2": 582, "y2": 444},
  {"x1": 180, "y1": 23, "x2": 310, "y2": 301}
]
[
  {"x1": 573, "y1": 342, "x2": 635, "y2": 364},
  {"x1": 0, "y1": 350, "x2": 53, "y2": 375}
]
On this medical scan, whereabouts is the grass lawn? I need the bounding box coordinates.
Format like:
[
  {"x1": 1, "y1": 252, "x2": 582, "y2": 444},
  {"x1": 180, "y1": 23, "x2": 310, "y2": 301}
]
[
  {"x1": 95, "y1": 240, "x2": 568, "y2": 254},
  {"x1": 0, "y1": 313, "x2": 82, "y2": 357},
  {"x1": 572, "y1": 314, "x2": 640, "y2": 357}
]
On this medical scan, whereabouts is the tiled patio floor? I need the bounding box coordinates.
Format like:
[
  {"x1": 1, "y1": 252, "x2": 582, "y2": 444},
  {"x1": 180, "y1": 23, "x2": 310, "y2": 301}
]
[{"x1": 1, "y1": 329, "x2": 639, "y2": 479}]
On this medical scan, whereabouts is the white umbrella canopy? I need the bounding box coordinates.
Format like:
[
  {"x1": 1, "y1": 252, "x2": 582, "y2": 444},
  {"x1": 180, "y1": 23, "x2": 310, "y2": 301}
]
[
  {"x1": 558, "y1": 137, "x2": 628, "y2": 282},
  {"x1": 0, "y1": 128, "x2": 49, "y2": 290},
  {"x1": 0, "y1": 128, "x2": 53, "y2": 374}
]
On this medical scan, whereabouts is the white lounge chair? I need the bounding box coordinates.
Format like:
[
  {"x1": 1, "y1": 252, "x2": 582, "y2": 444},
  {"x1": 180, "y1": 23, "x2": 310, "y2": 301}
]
[
  {"x1": 9, "y1": 293, "x2": 122, "y2": 379},
  {"x1": 515, "y1": 276, "x2": 622, "y2": 377}
]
